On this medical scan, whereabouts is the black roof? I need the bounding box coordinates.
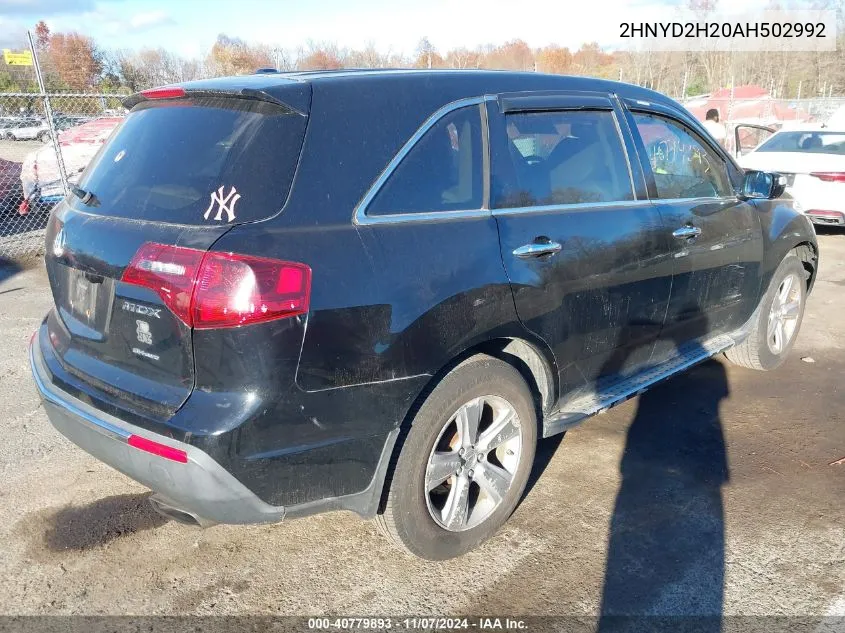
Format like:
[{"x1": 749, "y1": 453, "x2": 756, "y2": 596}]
[{"x1": 176, "y1": 69, "x2": 674, "y2": 109}]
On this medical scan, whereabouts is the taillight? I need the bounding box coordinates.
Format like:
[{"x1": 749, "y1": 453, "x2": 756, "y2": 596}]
[
  {"x1": 121, "y1": 243, "x2": 311, "y2": 329},
  {"x1": 810, "y1": 172, "x2": 845, "y2": 183},
  {"x1": 140, "y1": 86, "x2": 186, "y2": 100},
  {"x1": 192, "y1": 251, "x2": 310, "y2": 329},
  {"x1": 122, "y1": 243, "x2": 204, "y2": 325}
]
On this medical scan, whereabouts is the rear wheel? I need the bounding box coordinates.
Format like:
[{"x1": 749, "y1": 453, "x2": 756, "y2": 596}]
[
  {"x1": 377, "y1": 355, "x2": 537, "y2": 560},
  {"x1": 725, "y1": 251, "x2": 807, "y2": 371},
  {"x1": 37, "y1": 131, "x2": 50, "y2": 143}
]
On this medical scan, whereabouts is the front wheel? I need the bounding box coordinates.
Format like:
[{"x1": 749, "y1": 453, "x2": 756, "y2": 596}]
[
  {"x1": 725, "y1": 251, "x2": 807, "y2": 371},
  {"x1": 376, "y1": 354, "x2": 537, "y2": 560}
]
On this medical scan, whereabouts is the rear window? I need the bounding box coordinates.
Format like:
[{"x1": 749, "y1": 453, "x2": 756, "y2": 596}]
[
  {"x1": 75, "y1": 96, "x2": 307, "y2": 224},
  {"x1": 757, "y1": 131, "x2": 845, "y2": 155}
]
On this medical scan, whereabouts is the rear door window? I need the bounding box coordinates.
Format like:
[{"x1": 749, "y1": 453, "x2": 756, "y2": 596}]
[
  {"x1": 491, "y1": 109, "x2": 634, "y2": 208},
  {"x1": 366, "y1": 105, "x2": 483, "y2": 215},
  {"x1": 632, "y1": 113, "x2": 733, "y2": 199},
  {"x1": 75, "y1": 96, "x2": 307, "y2": 225}
]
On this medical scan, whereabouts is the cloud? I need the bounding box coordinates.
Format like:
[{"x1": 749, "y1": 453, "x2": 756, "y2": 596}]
[
  {"x1": 0, "y1": 0, "x2": 102, "y2": 17},
  {"x1": 127, "y1": 10, "x2": 173, "y2": 31},
  {"x1": 0, "y1": 17, "x2": 29, "y2": 49},
  {"x1": 44, "y1": 5, "x2": 176, "y2": 38}
]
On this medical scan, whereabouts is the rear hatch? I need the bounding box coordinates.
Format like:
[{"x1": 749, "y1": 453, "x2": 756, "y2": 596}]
[{"x1": 43, "y1": 85, "x2": 309, "y2": 420}]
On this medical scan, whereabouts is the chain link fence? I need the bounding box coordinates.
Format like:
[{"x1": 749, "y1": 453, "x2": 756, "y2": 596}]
[{"x1": 0, "y1": 91, "x2": 126, "y2": 262}]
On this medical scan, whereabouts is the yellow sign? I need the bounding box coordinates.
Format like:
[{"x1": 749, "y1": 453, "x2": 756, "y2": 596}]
[{"x1": 3, "y1": 50, "x2": 33, "y2": 66}]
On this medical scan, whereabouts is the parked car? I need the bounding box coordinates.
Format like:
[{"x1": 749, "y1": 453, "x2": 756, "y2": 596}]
[
  {"x1": 30, "y1": 71, "x2": 817, "y2": 560},
  {"x1": 0, "y1": 116, "x2": 47, "y2": 141},
  {"x1": 18, "y1": 116, "x2": 123, "y2": 214},
  {"x1": 3, "y1": 117, "x2": 49, "y2": 141},
  {"x1": 0, "y1": 157, "x2": 23, "y2": 217},
  {"x1": 737, "y1": 124, "x2": 845, "y2": 227}
]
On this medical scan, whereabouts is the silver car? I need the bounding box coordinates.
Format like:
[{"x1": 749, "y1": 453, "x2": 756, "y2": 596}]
[{"x1": 1, "y1": 116, "x2": 49, "y2": 142}]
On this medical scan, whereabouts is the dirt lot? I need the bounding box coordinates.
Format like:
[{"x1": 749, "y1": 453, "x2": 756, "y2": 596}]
[{"x1": 0, "y1": 233, "x2": 843, "y2": 620}]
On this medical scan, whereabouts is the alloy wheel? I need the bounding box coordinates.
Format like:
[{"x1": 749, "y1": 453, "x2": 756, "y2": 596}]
[
  {"x1": 767, "y1": 272, "x2": 802, "y2": 355},
  {"x1": 424, "y1": 395, "x2": 522, "y2": 532}
]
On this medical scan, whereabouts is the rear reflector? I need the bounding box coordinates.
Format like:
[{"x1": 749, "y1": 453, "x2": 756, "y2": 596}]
[
  {"x1": 140, "y1": 87, "x2": 186, "y2": 100},
  {"x1": 122, "y1": 242, "x2": 311, "y2": 329},
  {"x1": 810, "y1": 172, "x2": 845, "y2": 183},
  {"x1": 128, "y1": 435, "x2": 188, "y2": 463}
]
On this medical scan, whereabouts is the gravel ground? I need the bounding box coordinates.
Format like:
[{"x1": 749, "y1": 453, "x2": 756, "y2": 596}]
[{"x1": 0, "y1": 233, "x2": 842, "y2": 620}]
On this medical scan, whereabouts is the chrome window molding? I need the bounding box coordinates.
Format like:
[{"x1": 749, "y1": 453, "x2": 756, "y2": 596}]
[
  {"x1": 491, "y1": 195, "x2": 737, "y2": 217},
  {"x1": 651, "y1": 196, "x2": 738, "y2": 205},
  {"x1": 353, "y1": 96, "x2": 496, "y2": 227},
  {"x1": 492, "y1": 199, "x2": 654, "y2": 217}
]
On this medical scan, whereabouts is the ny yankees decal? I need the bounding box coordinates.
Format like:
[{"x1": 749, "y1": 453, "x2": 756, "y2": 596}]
[{"x1": 204, "y1": 185, "x2": 241, "y2": 223}]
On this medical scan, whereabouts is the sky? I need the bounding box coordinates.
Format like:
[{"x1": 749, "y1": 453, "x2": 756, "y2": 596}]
[{"x1": 0, "y1": 0, "x2": 808, "y2": 58}]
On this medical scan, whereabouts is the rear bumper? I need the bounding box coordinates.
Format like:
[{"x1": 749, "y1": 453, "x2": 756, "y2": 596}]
[{"x1": 30, "y1": 333, "x2": 287, "y2": 525}]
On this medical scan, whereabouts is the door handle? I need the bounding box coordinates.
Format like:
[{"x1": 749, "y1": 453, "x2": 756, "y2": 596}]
[
  {"x1": 513, "y1": 240, "x2": 563, "y2": 259},
  {"x1": 672, "y1": 226, "x2": 702, "y2": 240}
]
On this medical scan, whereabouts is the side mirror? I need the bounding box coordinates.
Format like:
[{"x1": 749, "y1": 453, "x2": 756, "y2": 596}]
[{"x1": 742, "y1": 170, "x2": 786, "y2": 200}]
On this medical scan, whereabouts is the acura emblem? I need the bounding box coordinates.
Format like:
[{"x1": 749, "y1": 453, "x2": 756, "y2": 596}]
[{"x1": 52, "y1": 228, "x2": 66, "y2": 258}]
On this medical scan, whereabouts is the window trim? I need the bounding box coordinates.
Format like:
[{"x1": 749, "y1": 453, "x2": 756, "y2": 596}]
[
  {"x1": 627, "y1": 106, "x2": 738, "y2": 202},
  {"x1": 488, "y1": 105, "x2": 639, "y2": 214},
  {"x1": 353, "y1": 96, "x2": 495, "y2": 226}
]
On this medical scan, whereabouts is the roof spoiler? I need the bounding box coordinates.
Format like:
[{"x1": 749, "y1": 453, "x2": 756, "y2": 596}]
[{"x1": 122, "y1": 86, "x2": 304, "y2": 116}]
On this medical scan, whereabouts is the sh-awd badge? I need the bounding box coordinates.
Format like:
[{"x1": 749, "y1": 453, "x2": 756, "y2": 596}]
[{"x1": 136, "y1": 320, "x2": 153, "y2": 345}]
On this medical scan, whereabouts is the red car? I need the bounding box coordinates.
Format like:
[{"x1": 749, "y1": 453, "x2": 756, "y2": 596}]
[
  {"x1": 19, "y1": 116, "x2": 123, "y2": 215},
  {"x1": 0, "y1": 157, "x2": 24, "y2": 217}
]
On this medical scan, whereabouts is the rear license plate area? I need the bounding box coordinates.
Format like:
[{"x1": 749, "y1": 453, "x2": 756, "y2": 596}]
[{"x1": 58, "y1": 266, "x2": 114, "y2": 336}]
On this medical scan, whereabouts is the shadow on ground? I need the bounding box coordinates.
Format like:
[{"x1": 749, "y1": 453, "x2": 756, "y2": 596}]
[
  {"x1": 0, "y1": 256, "x2": 22, "y2": 284},
  {"x1": 41, "y1": 492, "x2": 167, "y2": 552}
]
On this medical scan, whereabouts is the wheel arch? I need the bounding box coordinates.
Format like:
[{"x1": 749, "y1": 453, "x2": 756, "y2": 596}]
[
  {"x1": 759, "y1": 201, "x2": 819, "y2": 296},
  {"x1": 375, "y1": 334, "x2": 558, "y2": 515}
]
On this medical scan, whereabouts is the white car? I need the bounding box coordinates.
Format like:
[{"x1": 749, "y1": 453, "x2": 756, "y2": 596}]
[
  {"x1": 737, "y1": 125, "x2": 845, "y2": 227},
  {"x1": 0, "y1": 116, "x2": 50, "y2": 142},
  {"x1": 19, "y1": 116, "x2": 123, "y2": 213}
]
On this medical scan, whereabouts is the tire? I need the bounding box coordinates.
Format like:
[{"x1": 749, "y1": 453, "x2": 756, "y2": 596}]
[
  {"x1": 37, "y1": 131, "x2": 49, "y2": 143},
  {"x1": 376, "y1": 354, "x2": 537, "y2": 560},
  {"x1": 725, "y1": 251, "x2": 807, "y2": 371}
]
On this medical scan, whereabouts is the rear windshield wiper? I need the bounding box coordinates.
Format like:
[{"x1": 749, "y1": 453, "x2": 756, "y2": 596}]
[{"x1": 70, "y1": 185, "x2": 99, "y2": 207}]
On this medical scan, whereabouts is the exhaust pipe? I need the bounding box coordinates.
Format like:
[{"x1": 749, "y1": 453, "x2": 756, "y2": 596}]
[{"x1": 149, "y1": 494, "x2": 217, "y2": 528}]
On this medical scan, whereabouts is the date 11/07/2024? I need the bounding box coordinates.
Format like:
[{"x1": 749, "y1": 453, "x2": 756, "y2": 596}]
[{"x1": 307, "y1": 617, "x2": 528, "y2": 630}]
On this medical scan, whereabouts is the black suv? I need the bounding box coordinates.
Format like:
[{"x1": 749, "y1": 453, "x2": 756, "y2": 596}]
[{"x1": 30, "y1": 70, "x2": 817, "y2": 560}]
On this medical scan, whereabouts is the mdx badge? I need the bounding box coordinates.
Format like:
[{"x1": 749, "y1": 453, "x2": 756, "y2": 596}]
[{"x1": 122, "y1": 301, "x2": 161, "y2": 319}]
